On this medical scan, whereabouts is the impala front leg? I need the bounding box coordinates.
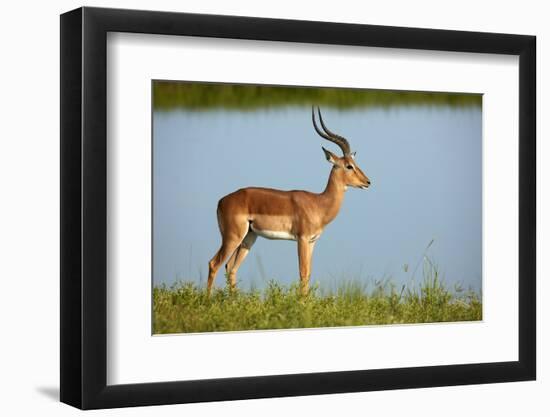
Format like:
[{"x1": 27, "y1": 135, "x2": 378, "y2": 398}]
[{"x1": 297, "y1": 237, "x2": 314, "y2": 296}]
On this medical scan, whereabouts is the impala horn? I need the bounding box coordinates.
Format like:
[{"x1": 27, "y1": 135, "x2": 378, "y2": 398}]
[{"x1": 312, "y1": 106, "x2": 351, "y2": 156}]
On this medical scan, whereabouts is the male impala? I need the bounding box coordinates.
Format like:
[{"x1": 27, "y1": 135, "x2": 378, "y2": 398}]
[{"x1": 207, "y1": 107, "x2": 371, "y2": 296}]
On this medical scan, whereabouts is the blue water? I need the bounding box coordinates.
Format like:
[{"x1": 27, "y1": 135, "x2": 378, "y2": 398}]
[{"x1": 153, "y1": 106, "x2": 482, "y2": 292}]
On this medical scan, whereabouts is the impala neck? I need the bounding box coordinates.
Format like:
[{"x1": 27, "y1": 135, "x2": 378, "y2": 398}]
[{"x1": 320, "y1": 166, "x2": 347, "y2": 225}]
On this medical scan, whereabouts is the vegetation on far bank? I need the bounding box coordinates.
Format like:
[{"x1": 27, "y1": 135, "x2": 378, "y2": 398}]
[{"x1": 153, "y1": 81, "x2": 482, "y2": 111}]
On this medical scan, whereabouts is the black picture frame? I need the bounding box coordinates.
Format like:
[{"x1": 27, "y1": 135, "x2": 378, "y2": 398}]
[{"x1": 60, "y1": 6, "x2": 536, "y2": 410}]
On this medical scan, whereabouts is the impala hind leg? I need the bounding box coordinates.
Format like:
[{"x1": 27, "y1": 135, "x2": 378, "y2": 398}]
[
  {"x1": 225, "y1": 231, "x2": 257, "y2": 291},
  {"x1": 207, "y1": 222, "x2": 249, "y2": 296}
]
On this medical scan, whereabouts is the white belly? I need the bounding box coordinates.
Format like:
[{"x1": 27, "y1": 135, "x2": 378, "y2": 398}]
[{"x1": 250, "y1": 225, "x2": 296, "y2": 241}]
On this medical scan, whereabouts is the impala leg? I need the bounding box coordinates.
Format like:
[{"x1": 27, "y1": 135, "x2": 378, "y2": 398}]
[
  {"x1": 225, "y1": 248, "x2": 240, "y2": 277},
  {"x1": 297, "y1": 238, "x2": 314, "y2": 296},
  {"x1": 225, "y1": 231, "x2": 257, "y2": 291},
  {"x1": 207, "y1": 241, "x2": 242, "y2": 296},
  {"x1": 207, "y1": 223, "x2": 249, "y2": 296}
]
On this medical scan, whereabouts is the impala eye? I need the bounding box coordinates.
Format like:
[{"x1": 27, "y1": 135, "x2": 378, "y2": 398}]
[{"x1": 346, "y1": 165, "x2": 353, "y2": 170}]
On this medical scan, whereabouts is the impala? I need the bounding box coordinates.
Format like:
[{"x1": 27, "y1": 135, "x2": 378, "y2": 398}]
[{"x1": 207, "y1": 107, "x2": 371, "y2": 296}]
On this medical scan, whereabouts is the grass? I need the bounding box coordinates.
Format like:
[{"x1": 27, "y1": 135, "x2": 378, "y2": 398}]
[
  {"x1": 153, "y1": 264, "x2": 482, "y2": 334},
  {"x1": 153, "y1": 81, "x2": 482, "y2": 111}
]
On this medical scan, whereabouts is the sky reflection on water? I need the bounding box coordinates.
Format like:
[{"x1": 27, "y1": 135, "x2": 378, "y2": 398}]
[{"x1": 153, "y1": 105, "x2": 482, "y2": 293}]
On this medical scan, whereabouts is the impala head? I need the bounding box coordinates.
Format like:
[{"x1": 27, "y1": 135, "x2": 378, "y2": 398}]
[{"x1": 312, "y1": 107, "x2": 371, "y2": 190}]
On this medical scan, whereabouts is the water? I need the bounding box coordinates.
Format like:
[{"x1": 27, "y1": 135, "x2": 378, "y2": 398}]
[{"x1": 153, "y1": 106, "x2": 482, "y2": 293}]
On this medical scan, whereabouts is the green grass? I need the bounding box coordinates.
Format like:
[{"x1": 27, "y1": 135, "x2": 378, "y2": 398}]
[
  {"x1": 153, "y1": 81, "x2": 482, "y2": 111},
  {"x1": 153, "y1": 268, "x2": 482, "y2": 334}
]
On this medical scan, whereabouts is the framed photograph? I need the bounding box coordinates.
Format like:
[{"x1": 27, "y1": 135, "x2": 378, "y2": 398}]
[{"x1": 60, "y1": 6, "x2": 536, "y2": 409}]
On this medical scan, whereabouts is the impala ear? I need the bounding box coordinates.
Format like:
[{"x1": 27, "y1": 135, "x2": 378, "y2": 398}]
[
  {"x1": 322, "y1": 147, "x2": 338, "y2": 165},
  {"x1": 351, "y1": 151, "x2": 356, "y2": 159}
]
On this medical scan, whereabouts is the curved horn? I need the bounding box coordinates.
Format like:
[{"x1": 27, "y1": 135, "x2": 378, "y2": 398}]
[
  {"x1": 312, "y1": 107, "x2": 351, "y2": 156},
  {"x1": 312, "y1": 107, "x2": 334, "y2": 142}
]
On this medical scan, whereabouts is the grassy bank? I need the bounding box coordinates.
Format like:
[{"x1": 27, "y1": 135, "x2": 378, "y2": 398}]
[
  {"x1": 153, "y1": 273, "x2": 482, "y2": 334},
  {"x1": 153, "y1": 81, "x2": 482, "y2": 111}
]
